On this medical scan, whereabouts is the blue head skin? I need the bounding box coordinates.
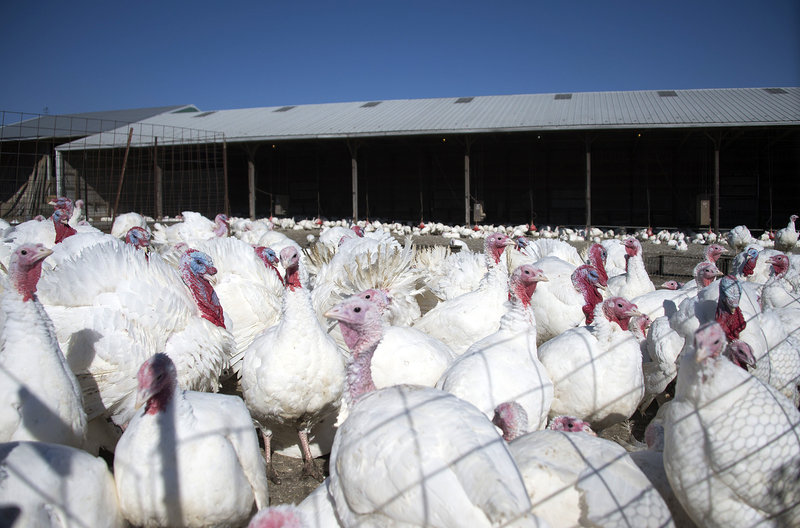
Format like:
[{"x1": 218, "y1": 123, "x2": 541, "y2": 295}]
[
  {"x1": 256, "y1": 246, "x2": 278, "y2": 266},
  {"x1": 718, "y1": 275, "x2": 741, "y2": 313}
]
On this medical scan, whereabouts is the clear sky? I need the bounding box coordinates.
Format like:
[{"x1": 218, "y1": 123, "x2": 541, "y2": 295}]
[{"x1": 2, "y1": 0, "x2": 798, "y2": 115}]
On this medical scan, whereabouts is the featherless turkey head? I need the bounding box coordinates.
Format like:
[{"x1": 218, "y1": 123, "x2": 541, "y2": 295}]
[
  {"x1": 247, "y1": 505, "x2": 307, "y2": 528},
  {"x1": 693, "y1": 261, "x2": 722, "y2": 288},
  {"x1": 705, "y1": 244, "x2": 727, "y2": 263},
  {"x1": 601, "y1": 296, "x2": 644, "y2": 331},
  {"x1": 355, "y1": 288, "x2": 391, "y2": 313},
  {"x1": 644, "y1": 421, "x2": 665, "y2": 450},
  {"x1": 792, "y1": 214, "x2": 799, "y2": 223},
  {"x1": 180, "y1": 249, "x2": 225, "y2": 328},
  {"x1": 586, "y1": 243, "x2": 609, "y2": 285},
  {"x1": 492, "y1": 402, "x2": 528, "y2": 442},
  {"x1": 660, "y1": 280, "x2": 683, "y2": 290},
  {"x1": 509, "y1": 264, "x2": 547, "y2": 306},
  {"x1": 351, "y1": 225, "x2": 365, "y2": 237},
  {"x1": 718, "y1": 275, "x2": 742, "y2": 313},
  {"x1": 694, "y1": 321, "x2": 727, "y2": 365},
  {"x1": 630, "y1": 313, "x2": 653, "y2": 340},
  {"x1": 52, "y1": 209, "x2": 77, "y2": 243},
  {"x1": 742, "y1": 247, "x2": 759, "y2": 276},
  {"x1": 254, "y1": 246, "x2": 278, "y2": 266},
  {"x1": 9, "y1": 243, "x2": 53, "y2": 301},
  {"x1": 124, "y1": 226, "x2": 151, "y2": 250},
  {"x1": 623, "y1": 237, "x2": 641, "y2": 257},
  {"x1": 724, "y1": 339, "x2": 756, "y2": 370},
  {"x1": 572, "y1": 264, "x2": 605, "y2": 324},
  {"x1": 485, "y1": 232, "x2": 513, "y2": 264},
  {"x1": 548, "y1": 416, "x2": 596, "y2": 436},
  {"x1": 515, "y1": 236, "x2": 530, "y2": 251},
  {"x1": 49, "y1": 196, "x2": 74, "y2": 217},
  {"x1": 135, "y1": 353, "x2": 177, "y2": 415},
  {"x1": 768, "y1": 254, "x2": 790, "y2": 278},
  {"x1": 213, "y1": 213, "x2": 230, "y2": 237},
  {"x1": 280, "y1": 246, "x2": 302, "y2": 290},
  {"x1": 324, "y1": 295, "x2": 383, "y2": 353}
]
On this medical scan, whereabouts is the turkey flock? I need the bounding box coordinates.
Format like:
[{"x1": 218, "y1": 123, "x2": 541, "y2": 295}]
[{"x1": 1, "y1": 198, "x2": 799, "y2": 528}]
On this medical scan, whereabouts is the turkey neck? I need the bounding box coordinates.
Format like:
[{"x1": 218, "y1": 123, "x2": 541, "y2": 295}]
[
  {"x1": 587, "y1": 251, "x2": 608, "y2": 285},
  {"x1": 503, "y1": 279, "x2": 538, "y2": 328},
  {"x1": 339, "y1": 321, "x2": 383, "y2": 405},
  {"x1": 181, "y1": 267, "x2": 226, "y2": 328},
  {"x1": 53, "y1": 219, "x2": 76, "y2": 243},
  {"x1": 576, "y1": 281, "x2": 603, "y2": 325},
  {"x1": 11, "y1": 259, "x2": 45, "y2": 302}
]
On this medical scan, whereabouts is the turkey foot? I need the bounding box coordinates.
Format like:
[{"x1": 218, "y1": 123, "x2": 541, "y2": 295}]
[{"x1": 299, "y1": 429, "x2": 324, "y2": 481}]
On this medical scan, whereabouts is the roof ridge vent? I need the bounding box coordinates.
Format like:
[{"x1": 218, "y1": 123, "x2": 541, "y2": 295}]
[
  {"x1": 193, "y1": 111, "x2": 216, "y2": 118},
  {"x1": 554, "y1": 93, "x2": 572, "y2": 100},
  {"x1": 454, "y1": 97, "x2": 474, "y2": 104},
  {"x1": 764, "y1": 87, "x2": 788, "y2": 95},
  {"x1": 361, "y1": 101, "x2": 382, "y2": 108},
  {"x1": 274, "y1": 106, "x2": 296, "y2": 112},
  {"x1": 657, "y1": 90, "x2": 678, "y2": 97}
]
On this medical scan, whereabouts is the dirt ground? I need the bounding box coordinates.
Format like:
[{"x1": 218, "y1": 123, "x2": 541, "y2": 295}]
[{"x1": 261, "y1": 229, "x2": 719, "y2": 506}]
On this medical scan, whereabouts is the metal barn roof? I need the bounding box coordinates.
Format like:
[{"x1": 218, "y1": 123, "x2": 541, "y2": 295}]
[
  {"x1": 58, "y1": 87, "x2": 800, "y2": 149},
  {"x1": 0, "y1": 105, "x2": 198, "y2": 141}
]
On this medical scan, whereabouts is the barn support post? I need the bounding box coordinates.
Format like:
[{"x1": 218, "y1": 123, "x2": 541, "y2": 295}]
[
  {"x1": 714, "y1": 143, "x2": 720, "y2": 233},
  {"x1": 222, "y1": 135, "x2": 230, "y2": 217},
  {"x1": 464, "y1": 147, "x2": 470, "y2": 227},
  {"x1": 55, "y1": 149, "x2": 63, "y2": 197},
  {"x1": 348, "y1": 140, "x2": 359, "y2": 223},
  {"x1": 154, "y1": 137, "x2": 163, "y2": 220},
  {"x1": 585, "y1": 135, "x2": 593, "y2": 234},
  {"x1": 248, "y1": 158, "x2": 256, "y2": 220}
]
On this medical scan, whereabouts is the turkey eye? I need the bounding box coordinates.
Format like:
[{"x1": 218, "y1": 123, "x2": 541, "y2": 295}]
[
  {"x1": 365, "y1": 294, "x2": 371, "y2": 299},
  {"x1": 20, "y1": 250, "x2": 27, "y2": 255},
  {"x1": 354, "y1": 307, "x2": 361, "y2": 313},
  {"x1": 568, "y1": 423, "x2": 574, "y2": 429}
]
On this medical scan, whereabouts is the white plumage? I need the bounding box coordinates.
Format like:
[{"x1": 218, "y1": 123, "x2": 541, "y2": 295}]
[
  {"x1": 663, "y1": 322, "x2": 800, "y2": 527},
  {"x1": 727, "y1": 224, "x2": 756, "y2": 252},
  {"x1": 415, "y1": 244, "x2": 486, "y2": 302},
  {"x1": 328, "y1": 385, "x2": 542, "y2": 528},
  {"x1": 114, "y1": 353, "x2": 269, "y2": 528},
  {"x1": 36, "y1": 243, "x2": 234, "y2": 434},
  {"x1": 436, "y1": 264, "x2": 554, "y2": 430},
  {"x1": 0, "y1": 244, "x2": 87, "y2": 449},
  {"x1": 241, "y1": 245, "x2": 346, "y2": 481},
  {"x1": 0, "y1": 440, "x2": 125, "y2": 528},
  {"x1": 151, "y1": 211, "x2": 229, "y2": 247},
  {"x1": 111, "y1": 211, "x2": 151, "y2": 239},
  {"x1": 508, "y1": 427, "x2": 674, "y2": 528},
  {"x1": 538, "y1": 297, "x2": 646, "y2": 429},
  {"x1": 412, "y1": 232, "x2": 515, "y2": 355},
  {"x1": 607, "y1": 237, "x2": 655, "y2": 299},
  {"x1": 774, "y1": 214, "x2": 799, "y2": 252}
]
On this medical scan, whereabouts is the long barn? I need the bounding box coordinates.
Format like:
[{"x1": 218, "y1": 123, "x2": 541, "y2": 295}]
[{"x1": 4, "y1": 87, "x2": 799, "y2": 232}]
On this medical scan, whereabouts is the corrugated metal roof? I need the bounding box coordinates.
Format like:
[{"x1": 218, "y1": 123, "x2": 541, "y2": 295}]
[
  {"x1": 57, "y1": 88, "x2": 800, "y2": 149},
  {"x1": 0, "y1": 105, "x2": 198, "y2": 141}
]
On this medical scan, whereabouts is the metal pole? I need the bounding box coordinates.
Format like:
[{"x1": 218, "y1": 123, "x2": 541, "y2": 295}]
[
  {"x1": 352, "y1": 154, "x2": 358, "y2": 223},
  {"x1": 154, "y1": 137, "x2": 163, "y2": 220},
  {"x1": 222, "y1": 135, "x2": 230, "y2": 217},
  {"x1": 55, "y1": 150, "x2": 63, "y2": 197},
  {"x1": 714, "y1": 144, "x2": 720, "y2": 233},
  {"x1": 248, "y1": 158, "x2": 256, "y2": 220}
]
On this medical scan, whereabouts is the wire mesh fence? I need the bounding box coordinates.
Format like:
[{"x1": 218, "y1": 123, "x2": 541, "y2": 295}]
[{"x1": 0, "y1": 110, "x2": 227, "y2": 223}]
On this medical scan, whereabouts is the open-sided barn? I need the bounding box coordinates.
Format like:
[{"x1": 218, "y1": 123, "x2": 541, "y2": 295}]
[{"x1": 2, "y1": 87, "x2": 798, "y2": 232}]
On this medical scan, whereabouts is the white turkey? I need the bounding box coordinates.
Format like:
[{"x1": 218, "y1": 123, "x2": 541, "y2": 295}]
[
  {"x1": 241, "y1": 245, "x2": 346, "y2": 482},
  {"x1": 607, "y1": 237, "x2": 655, "y2": 299},
  {"x1": 627, "y1": 421, "x2": 698, "y2": 528},
  {"x1": 774, "y1": 213, "x2": 799, "y2": 252},
  {"x1": 0, "y1": 440, "x2": 125, "y2": 528},
  {"x1": 414, "y1": 244, "x2": 486, "y2": 302},
  {"x1": 510, "y1": 236, "x2": 583, "y2": 270},
  {"x1": 343, "y1": 288, "x2": 455, "y2": 389},
  {"x1": 36, "y1": 244, "x2": 234, "y2": 440},
  {"x1": 491, "y1": 404, "x2": 675, "y2": 528},
  {"x1": 727, "y1": 224, "x2": 756, "y2": 253},
  {"x1": 528, "y1": 263, "x2": 606, "y2": 345},
  {"x1": 662, "y1": 322, "x2": 800, "y2": 528},
  {"x1": 436, "y1": 264, "x2": 554, "y2": 431},
  {"x1": 412, "y1": 232, "x2": 514, "y2": 355},
  {"x1": 327, "y1": 385, "x2": 541, "y2": 527},
  {"x1": 111, "y1": 211, "x2": 151, "y2": 239},
  {"x1": 583, "y1": 242, "x2": 610, "y2": 285},
  {"x1": 0, "y1": 244, "x2": 87, "y2": 449},
  {"x1": 151, "y1": 211, "x2": 229, "y2": 248},
  {"x1": 538, "y1": 296, "x2": 646, "y2": 429},
  {"x1": 114, "y1": 353, "x2": 270, "y2": 528},
  {"x1": 761, "y1": 253, "x2": 800, "y2": 310},
  {"x1": 601, "y1": 238, "x2": 628, "y2": 277},
  {"x1": 182, "y1": 236, "x2": 284, "y2": 377}
]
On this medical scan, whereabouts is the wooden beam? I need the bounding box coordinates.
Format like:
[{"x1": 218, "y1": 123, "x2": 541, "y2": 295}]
[
  {"x1": 154, "y1": 137, "x2": 163, "y2": 220},
  {"x1": 112, "y1": 127, "x2": 134, "y2": 220},
  {"x1": 714, "y1": 144, "x2": 720, "y2": 233},
  {"x1": 248, "y1": 159, "x2": 256, "y2": 220},
  {"x1": 585, "y1": 140, "x2": 592, "y2": 234},
  {"x1": 464, "y1": 151, "x2": 470, "y2": 226},
  {"x1": 222, "y1": 136, "x2": 229, "y2": 217}
]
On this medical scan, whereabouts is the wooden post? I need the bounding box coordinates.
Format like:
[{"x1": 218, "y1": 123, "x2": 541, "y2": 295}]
[
  {"x1": 464, "y1": 150, "x2": 471, "y2": 226},
  {"x1": 222, "y1": 135, "x2": 230, "y2": 217},
  {"x1": 154, "y1": 137, "x2": 163, "y2": 220},
  {"x1": 348, "y1": 140, "x2": 359, "y2": 223},
  {"x1": 585, "y1": 139, "x2": 592, "y2": 234},
  {"x1": 112, "y1": 127, "x2": 134, "y2": 220},
  {"x1": 248, "y1": 158, "x2": 256, "y2": 220},
  {"x1": 714, "y1": 143, "x2": 720, "y2": 233}
]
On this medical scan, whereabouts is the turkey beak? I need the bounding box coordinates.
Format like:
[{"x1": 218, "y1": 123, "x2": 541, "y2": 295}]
[
  {"x1": 323, "y1": 305, "x2": 346, "y2": 323},
  {"x1": 534, "y1": 274, "x2": 548, "y2": 282},
  {"x1": 596, "y1": 282, "x2": 607, "y2": 291},
  {"x1": 33, "y1": 247, "x2": 54, "y2": 262},
  {"x1": 135, "y1": 387, "x2": 155, "y2": 410}
]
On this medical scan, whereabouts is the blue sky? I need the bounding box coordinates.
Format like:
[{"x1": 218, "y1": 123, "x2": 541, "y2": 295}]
[{"x1": 2, "y1": 1, "x2": 798, "y2": 115}]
